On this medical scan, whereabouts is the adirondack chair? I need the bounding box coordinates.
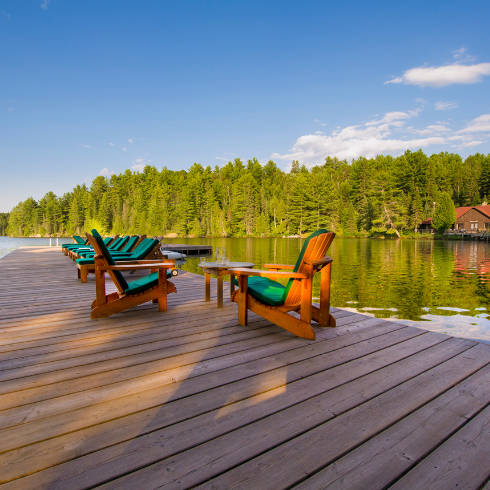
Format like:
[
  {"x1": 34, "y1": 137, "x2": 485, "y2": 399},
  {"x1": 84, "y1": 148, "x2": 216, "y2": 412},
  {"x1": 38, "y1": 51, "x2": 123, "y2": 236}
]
[
  {"x1": 76, "y1": 235, "x2": 130, "y2": 259},
  {"x1": 76, "y1": 236, "x2": 165, "y2": 282},
  {"x1": 78, "y1": 235, "x2": 143, "y2": 258},
  {"x1": 66, "y1": 236, "x2": 118, "y2": 259},
  {"x1": 62, "y1": 235, "x2": 89, "y2": 255},
  {"x1": 86, "y1": 231, "x2": 177, "y2": 319},
  {"x1": 229, "y1": 229, "x2": 335, "y2": 340}
]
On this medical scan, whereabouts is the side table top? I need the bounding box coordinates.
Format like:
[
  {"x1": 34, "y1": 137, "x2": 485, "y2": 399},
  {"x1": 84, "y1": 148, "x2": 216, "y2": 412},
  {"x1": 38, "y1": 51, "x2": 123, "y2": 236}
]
[{"x1": 199, "y1": 262, "x2": 254, "y2": 269}]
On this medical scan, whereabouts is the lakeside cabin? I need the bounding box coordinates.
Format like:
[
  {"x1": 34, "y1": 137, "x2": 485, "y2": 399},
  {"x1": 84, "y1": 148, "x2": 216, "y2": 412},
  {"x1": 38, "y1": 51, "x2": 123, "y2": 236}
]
[{"x1": 419, "y1": 204, "x2": 490, "y2": 233}]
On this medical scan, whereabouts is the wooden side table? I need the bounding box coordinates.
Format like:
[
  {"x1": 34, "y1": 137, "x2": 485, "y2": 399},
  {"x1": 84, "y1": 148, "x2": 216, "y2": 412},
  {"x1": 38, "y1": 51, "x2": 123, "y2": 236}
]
[{"x1": 199, "y1": 262, "x2": 255, "y2": 308}]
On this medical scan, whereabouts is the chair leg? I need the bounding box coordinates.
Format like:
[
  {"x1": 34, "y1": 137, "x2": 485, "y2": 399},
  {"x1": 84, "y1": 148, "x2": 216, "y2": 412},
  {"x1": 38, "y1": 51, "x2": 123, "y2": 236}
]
[
  {"x1": 237, "y1": 275, "x2": 248, "y2": 325},
  {"x1": 300, "y1": 277, "x2": 312, "y2": 325},
  {"x1": 80, "y1": 265, "x2": 88, "y2": 283},
  {"x1": 158, "y1": 269, "x2": 167, "y2": 311}
]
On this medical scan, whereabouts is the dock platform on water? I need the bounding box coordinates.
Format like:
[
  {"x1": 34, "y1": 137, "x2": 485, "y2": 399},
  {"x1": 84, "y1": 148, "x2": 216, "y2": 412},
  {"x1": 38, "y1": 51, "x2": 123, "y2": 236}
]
[
  {"x1": 1, "y1": 247, "x2": 490, "y2": 489},
  {"x1": 160, "y1": 243, "x2": 212, "y2": 255}
]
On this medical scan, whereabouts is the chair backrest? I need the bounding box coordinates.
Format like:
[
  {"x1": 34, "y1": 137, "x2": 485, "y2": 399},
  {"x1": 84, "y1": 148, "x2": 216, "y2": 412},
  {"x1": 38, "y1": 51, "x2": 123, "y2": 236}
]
[
  {"x1": 129, "y1": 238, "x2": 159, "y2": 259},
  {"x1": 131, "y1": 238, "x2": 160, "y2": 260},
  {"x1": 282, "y1": 230, "x2": 335, "y2": 306},
  {"x1": 119, "y1": 235, "x2": 142, "y2": 253},
  {"x1": 108, "y1": 236, "x2": 129, "y2": 251},
  {"x1": 88, "y1": 230, "x2": 129, "y2": 293},
  {"x1": 73, "y1": 235, "x2": 86, "y2": 244}
]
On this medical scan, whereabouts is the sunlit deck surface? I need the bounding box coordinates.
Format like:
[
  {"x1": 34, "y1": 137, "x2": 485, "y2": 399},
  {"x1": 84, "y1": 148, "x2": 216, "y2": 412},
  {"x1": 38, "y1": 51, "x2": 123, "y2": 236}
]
[{"x1": 2, "y1": 247, "x2": 490, "y2": 489}]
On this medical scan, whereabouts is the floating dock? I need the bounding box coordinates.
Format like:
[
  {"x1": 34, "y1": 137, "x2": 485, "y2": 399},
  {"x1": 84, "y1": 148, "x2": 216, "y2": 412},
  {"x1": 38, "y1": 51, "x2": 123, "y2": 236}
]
[
  {"x1": 160, "y1": 243, "x2": 212, "y2": 255},
  {"x1": 1, "y1": 247, "x2": 490, "y2": 489}
]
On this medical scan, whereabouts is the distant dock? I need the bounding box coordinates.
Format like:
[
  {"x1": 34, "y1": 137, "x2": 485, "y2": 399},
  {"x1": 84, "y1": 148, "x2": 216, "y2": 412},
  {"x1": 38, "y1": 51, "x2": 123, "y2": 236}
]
[{"x1": 160, "y1": 243, "x2": 212, "y2": 255}]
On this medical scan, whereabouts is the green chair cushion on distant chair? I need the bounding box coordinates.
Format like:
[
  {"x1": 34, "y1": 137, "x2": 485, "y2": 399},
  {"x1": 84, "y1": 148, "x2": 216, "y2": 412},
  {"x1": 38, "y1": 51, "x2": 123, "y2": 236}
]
[{"x1": 73, "y1": 236, "x2": 86, "y2": 244}]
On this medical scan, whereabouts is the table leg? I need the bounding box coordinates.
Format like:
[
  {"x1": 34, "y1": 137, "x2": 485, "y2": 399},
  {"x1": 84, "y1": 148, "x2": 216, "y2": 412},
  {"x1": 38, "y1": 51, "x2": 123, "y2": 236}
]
[
  {"x1": 205, "y1": 272, "x2": 210, "y2": 302},
  {"x1": 217, "y1": 274, "x2": 223, "y2": 308},
  {"x1": 230, "y1": 274, "x2": 235, "y2": 297}
]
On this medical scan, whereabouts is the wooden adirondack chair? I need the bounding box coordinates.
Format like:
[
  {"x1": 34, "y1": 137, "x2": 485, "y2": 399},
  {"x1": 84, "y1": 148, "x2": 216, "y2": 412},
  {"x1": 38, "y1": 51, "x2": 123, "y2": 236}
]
[
  {"x1": 76, "y1": 235, "x2": 163, "y2": 283},
  {"x1": 229, "y1": 229, "x2": 335, "y2": 340},
  {"x1": 86, "y1": 231, "x2": 177, "y2": 319}
]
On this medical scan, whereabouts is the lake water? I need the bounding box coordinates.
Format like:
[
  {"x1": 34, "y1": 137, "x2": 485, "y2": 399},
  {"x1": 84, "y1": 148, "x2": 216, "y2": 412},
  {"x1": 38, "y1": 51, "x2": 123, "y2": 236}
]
[{"x1": 2, "y1": 236, "x2": 490, "y2": 343}]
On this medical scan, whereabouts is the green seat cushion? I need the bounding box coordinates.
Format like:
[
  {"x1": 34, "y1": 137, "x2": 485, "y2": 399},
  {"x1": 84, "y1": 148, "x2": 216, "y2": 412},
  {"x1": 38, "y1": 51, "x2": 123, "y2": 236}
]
[
  {"x1": 124, "y1": 270, "x2": 172, "y2": 296},
  {"x1": 73, "y1": 236, "x2": 86, "y2": 244},
  {"x1": 281, "y1": 229, "x2": 328, "y2": 303},
  {"x1": 91, "y1": 229, "x2": 129, "y2": 291},
  {"x1": 129, "y1": 239, "x2": 159, "y2": 260},
  {"x1": 76, "y1": 257, "x2": 95, "y2": 265},
  {"x1": 234, "y1": 276, "x2": 286, "y2": 306},
  {"x1": 120, "y1": 236, "x2": 139, "y2": 253}
]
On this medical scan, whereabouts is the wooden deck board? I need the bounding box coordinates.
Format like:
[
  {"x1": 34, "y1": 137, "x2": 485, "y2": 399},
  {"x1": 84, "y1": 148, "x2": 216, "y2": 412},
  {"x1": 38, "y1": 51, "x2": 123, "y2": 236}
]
[{"x1": 1, "y1": 247, "x2": 490, "y2": 489}]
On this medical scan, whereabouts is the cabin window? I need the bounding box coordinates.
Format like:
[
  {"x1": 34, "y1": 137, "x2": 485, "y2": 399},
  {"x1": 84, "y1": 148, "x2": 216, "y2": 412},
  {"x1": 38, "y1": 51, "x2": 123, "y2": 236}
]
[
  {"x1": 470, "y1": 222, "x2": 478, "y2": 230},
  {"x1": 485, "y1": 223, "x2": 490, "y2": 230}
]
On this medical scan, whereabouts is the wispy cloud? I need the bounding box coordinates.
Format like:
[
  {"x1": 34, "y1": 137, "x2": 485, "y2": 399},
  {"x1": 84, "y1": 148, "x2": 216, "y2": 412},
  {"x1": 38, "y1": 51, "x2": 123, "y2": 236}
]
[
  {"x1": 122, "y1": 147, "x2": 127, "y2": 151},
  {"x1": 40, "y1": 0, "x2": 50, "y2": 10},
  {"x1": 271, "y1": 109, "x2": 490, "y2": 165},
  {"x1": 457, "y1": 114, "x2": 490, "y2": 134},
  {"x1": 385, "y1": 49, "x2": 490, "y2": 87},
  {"x1": 435, "y1": 101, "x2": 458, "y2": 111},
  {"x1": 7, "y1": 108, "x2": 14, "y2": 112},
  {"x1": 100, "y1": 168, "x2": 115, "y2": 177},
  {"x1": 109, "y1": 142, "x2": 115, "y2": 146},
  {"x1": 79, "y1": 144, "x2": 92, "y2": 149},
  {"x1": 131, "y1": 158, "x2": 151, "y2": 172},
  {"x1": 128, "y1": 139, "x2": 133, "y2": 143}
]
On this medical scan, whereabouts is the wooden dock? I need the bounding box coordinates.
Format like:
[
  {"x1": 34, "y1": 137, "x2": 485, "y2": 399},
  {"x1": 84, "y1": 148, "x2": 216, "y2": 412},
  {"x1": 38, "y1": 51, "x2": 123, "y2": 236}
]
[
  {"x1": 1, "y1": 247, "x2": 490, "y2": 489},
  {"x1": 160, "y1": 243, "x2": 213, "y2": 255}
]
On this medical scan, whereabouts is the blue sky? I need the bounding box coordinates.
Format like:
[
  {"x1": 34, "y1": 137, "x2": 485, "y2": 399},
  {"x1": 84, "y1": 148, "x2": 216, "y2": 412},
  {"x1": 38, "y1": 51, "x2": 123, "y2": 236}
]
[{"x1": 1, "y1": 0, "x2": 489, "y2": 212}]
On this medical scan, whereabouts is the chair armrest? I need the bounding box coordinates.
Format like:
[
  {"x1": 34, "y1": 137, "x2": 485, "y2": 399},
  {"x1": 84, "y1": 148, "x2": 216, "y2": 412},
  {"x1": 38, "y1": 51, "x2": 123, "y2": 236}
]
[
  {"x1": 303, "y1": 256, "x2": 333, "y2": 266},
  {"x1": 263, "y1": 264, "x2": 295, "y2": 270},
  {"x1": 113, "y1": 260, "x2": 171, "y2": 265},
  {"x1": 97, "y1": 262, "x2": 174, "y2": 271},
  {"x1": 227, "y1": 268, "x2": 308, "y2": 279}
]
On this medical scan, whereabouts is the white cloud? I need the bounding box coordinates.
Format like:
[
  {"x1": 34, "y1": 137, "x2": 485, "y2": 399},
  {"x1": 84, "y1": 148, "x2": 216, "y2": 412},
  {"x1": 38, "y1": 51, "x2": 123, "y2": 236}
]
[
  {"x1": 40, "y1": 0, "x2": 50, "y2": 10},
  {"x1": 271, "y1": 108, "x2": 490, "y2": 166},
  {"x1": 385, "y1": 62, "x2": 490, "y2": 87},
  {"x1": 100, "y1": 168, "x2": 115, "y2": 176},
  {"x1": 435, "y1": 101, "x2": 458, "y2": 111},
  {"x1": 315, "y1": 131, "x2": 325, "y2": 135},
  {"x1": 457, "y1": 114, "x2": 490, "y2": 134},
  {"x1": 132, "y1": 163, "x2": 145, "y2": 172},
  {"x1": 109, "y1": 142, "x2": 115, "y2": 146},
  {"x1": 7, "y1": 108, "x2": 13, "y2": 112},
  {"x1": 122, "y1": 147, "x2": 127, "y2": 151},
  {"x1": 131, "y1": 158, "x2": 150, "y2": 172},
  {"x1": 128, "y1": 139, "x2": 133, "y2": 143},
  {"x1": 411, "y1": 124, "x2": 451, "y2": 136},
  {"x1": 79, "y1": 144, "x2": 92, "y2": 148}
]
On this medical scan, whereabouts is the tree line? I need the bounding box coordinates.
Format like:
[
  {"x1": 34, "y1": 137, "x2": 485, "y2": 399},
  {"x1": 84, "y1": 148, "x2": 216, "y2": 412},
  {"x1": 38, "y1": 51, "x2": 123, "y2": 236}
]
[{"x1": 4, "y1": 149, "x2": 490, "y2": 238}]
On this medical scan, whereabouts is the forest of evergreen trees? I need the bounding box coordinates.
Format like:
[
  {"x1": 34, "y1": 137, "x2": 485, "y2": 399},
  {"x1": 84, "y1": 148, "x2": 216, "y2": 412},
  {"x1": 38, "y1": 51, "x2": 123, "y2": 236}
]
[{"x1": 4, "y1": 149, "x2": 490, "y2": 238}]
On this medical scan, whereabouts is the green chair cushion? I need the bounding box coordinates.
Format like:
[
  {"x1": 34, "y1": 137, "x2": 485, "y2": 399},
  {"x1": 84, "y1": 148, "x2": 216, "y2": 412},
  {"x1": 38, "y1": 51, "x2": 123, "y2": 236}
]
[
  {"x1": 120, "y1": 236, "x2": 139, "y2": 253},
  {"x1": 281, "y1": 229, "x2": 328, "y2": 302},
  {"x1": 92, "y1": 229, "x2": 129, "y2": 291},
  {"x1": 73, "y1": 236, "x2": 86, "y2": 244},
  {"x1": 234, "y1": 276, "x2": 286, "y2": 307},
  {"x1": 128, "y1": 239, "x2": 159, "y2": 260},
  {"x1": 76, "y1": 258, "x2": 96, "y2": 265},
  {"x1": 124, "y1": 270, "x2": 172, "y2": 296}
]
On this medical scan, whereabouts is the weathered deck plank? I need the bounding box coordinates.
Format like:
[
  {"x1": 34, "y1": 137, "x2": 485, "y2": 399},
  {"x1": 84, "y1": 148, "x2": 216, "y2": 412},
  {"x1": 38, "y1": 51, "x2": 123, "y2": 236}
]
[{"x1": 1, "y1": 247, "x2": 490, "y2": 489}]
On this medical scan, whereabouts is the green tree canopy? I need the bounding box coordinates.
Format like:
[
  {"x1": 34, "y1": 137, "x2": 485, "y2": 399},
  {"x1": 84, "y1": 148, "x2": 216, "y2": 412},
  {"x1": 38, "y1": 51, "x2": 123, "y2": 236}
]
[{"x1": 432, "y1": 192, "x2": 457, "y2": 232}]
